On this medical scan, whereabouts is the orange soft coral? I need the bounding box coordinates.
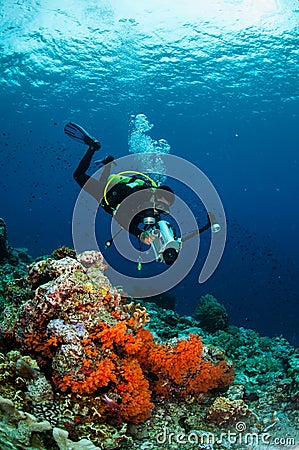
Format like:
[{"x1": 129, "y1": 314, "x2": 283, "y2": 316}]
[
  {"x1": 57, "y1": 358, "x2": 117, "y2": 394},
  {"x1": 53, "y1": 322, "x2": 153, "y2": 422},
  {"x1": 21, "y1": 324, "x2": 233, "y2": 423},
  {"x1": 114, "y1": 358, "x2": 154, "y2": 423},
  {"x1": 89, "y1": 321, "x2": 143, "y2": 355},
  {"x1": 136, "y1": 329, "x2": 234, "y2": 398},
  {"x1": 22, "y1": 333, "x2": 59, "y2": 360}
]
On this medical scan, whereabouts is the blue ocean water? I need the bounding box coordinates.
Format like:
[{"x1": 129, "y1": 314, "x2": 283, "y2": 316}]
[{"x1": 0, "y1": 1, "x2": 298, "y2": 344}]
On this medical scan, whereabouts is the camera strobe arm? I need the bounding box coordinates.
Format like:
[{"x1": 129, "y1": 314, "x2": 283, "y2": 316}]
[{"x1": 181, "y1": 212, "x2": 220, "y2": 243}]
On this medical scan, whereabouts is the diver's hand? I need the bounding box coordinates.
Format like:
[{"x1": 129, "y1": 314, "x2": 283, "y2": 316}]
[
  {"x1": 101, "y1": 155, "x2": 114, "y2": 165},
  {"x1": 139, "y1": 231, "x2": 156, "y2": 245}
]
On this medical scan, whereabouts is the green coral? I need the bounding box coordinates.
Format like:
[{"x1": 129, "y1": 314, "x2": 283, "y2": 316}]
[
  {"x1": 194, "y1": 294, "x2": 229, "y2": 333},
  {"x1": 0, "y1": 218, "x2": 8, "y2": 261},
  {"x1": 205, "y1": 326, "x2": 298, "y2": 401},
  {"x1": 4, "y1": 278, "x2": 33, "y2": 305},
  {"x1": 287, "y1": 348, "x2": 299, "y2": 383}
]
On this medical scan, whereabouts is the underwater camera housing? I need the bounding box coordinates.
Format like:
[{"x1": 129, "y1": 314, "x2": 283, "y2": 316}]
[{"x1": 150, "y1": 220, "x2": 181, "y2": 265}]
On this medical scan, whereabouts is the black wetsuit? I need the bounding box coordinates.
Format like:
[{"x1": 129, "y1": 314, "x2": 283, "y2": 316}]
[{"x1": 73, "y1": 147, "x2": 168, "y2": 238}]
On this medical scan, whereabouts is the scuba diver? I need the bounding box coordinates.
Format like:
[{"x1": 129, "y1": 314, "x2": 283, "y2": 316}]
[{"x1": 65, "y1": 122, "x2": 219, "y2": 265}]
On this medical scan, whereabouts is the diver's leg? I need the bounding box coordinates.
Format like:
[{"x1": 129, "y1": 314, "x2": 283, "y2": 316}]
[{"x1": 73, "y1": 147, "x2": 112, "y2": 202}]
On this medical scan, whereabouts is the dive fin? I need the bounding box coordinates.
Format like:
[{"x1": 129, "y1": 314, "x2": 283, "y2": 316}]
[{"x1": 64, "y1": 122, "x2": 101, "y2": 150}]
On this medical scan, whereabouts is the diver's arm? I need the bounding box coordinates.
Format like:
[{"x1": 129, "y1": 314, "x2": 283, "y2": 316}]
[
  {"x1": 112, "y1": 206, "x2": 142, "y2": 239},
  {"x1": 198, "y1": 221, "x2": 211, "y2": 233},
  {"x1": 128, "y1": 221, "x2": 142, "y2": 239},
  {"x1": 181, "y1": 212, "x2": 214, "y2": 243},
  {"x1": 73, "y1": 147, "x2": 113, "y2": 202},
  {"x1": 73, "y1": 147, "x2": 96, "y2": 187}
]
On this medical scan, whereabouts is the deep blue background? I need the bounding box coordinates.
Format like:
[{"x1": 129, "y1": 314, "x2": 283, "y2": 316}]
[{"x1": 0, "y1": 1, "x2": 298, "y2": 345}]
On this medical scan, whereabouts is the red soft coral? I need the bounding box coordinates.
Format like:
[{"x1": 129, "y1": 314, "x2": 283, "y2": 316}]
[
  {"x1": 91, "y1": 321, "x2": 143, "y2": 355},
  {"x1": 114, "y1": 358, "x2": 154, "y2": 423},
  {"x1": 57, "y1": 358, "x2": 117, "y2": 394},
  {"x1": 136, "y1": 330, "x2": 234, "y2": 398},
  {"x1": 20, "y1": 323, "x2": 233, "y2": 423}
]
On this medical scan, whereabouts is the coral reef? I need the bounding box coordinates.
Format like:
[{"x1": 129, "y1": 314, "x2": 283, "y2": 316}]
[
  {"x1": 0, "y1": 221, "x2": 298, "y2": 449},
  {"x1": 0, "y1": 219, "x2": 33, "y2": 355},
  {"x1": 0, "y1": 244, "x2": 234, "y2": 447},
  {"x1": 5, "y1": 254, "x2": 232, "y2": 429},
  {"x1": 195, "y1": 294, "x2": 229, "y2": 332},
  {"x1": 0, "y1": 391, "x2": 103, "y2": 450},
  {"x1": 121, "y1": 300, "x2": 150, "y2": 330},
  {"x1": 77, "y1": 250, "x2": 106, "y2": 269}
]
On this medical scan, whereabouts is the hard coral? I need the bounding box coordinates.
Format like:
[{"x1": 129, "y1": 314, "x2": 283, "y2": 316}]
[
  {"x1": 122, "y1": 301, "x2": 150, "y2": 330},
  {"x1": 77, "y1": 250, "x2": 104, "y2": 269},
  {"x1": 206, "y1": 396, "x2": 251, "y2": 427},
  {"x1": 0, "y1": 396, "x2": 52, "y2": 447},
  {"x1": 27, "y1": 256, "x2": 84, "y2": 287},
  {"x1": 52, "y1": 246, "x2": 77, "y2": 260}
]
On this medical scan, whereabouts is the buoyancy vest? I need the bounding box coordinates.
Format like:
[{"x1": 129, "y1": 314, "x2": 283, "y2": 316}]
[{"x1": 101, "y1": 175, "x2": 153, "y2": 215}]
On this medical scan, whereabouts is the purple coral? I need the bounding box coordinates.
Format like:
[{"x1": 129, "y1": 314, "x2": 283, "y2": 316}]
[{"x1": 47, "y1": 319, "x2": 88, "y2": 344}]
